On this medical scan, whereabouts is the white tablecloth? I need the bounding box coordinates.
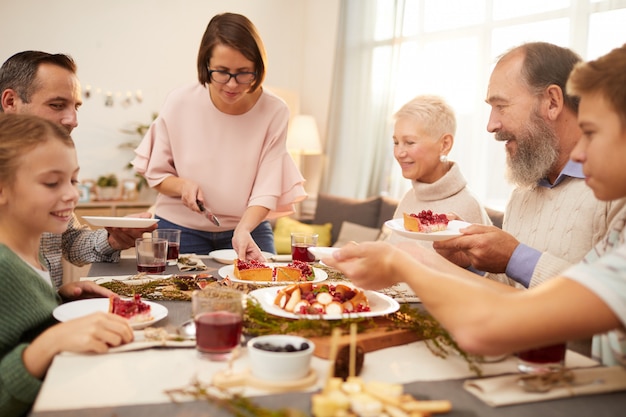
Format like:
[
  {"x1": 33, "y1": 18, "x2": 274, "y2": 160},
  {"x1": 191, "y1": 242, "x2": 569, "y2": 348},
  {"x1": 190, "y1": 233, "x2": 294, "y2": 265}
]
[{"x1": 33, "y1": 340, "x2": 598, "y2": 412}]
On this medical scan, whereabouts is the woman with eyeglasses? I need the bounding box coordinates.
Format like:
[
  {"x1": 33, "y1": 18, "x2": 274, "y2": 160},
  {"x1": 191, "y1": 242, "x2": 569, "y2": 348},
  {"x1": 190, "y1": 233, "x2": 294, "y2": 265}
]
[{"x1": 133, "y1": 12, "x2": 306, "y2": 260}]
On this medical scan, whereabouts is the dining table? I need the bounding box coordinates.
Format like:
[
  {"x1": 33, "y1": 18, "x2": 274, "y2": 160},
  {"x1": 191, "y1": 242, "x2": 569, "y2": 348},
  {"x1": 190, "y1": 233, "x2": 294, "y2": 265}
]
[{"x1": 29, "y1": 257, "x2": 626, "y2": 417}]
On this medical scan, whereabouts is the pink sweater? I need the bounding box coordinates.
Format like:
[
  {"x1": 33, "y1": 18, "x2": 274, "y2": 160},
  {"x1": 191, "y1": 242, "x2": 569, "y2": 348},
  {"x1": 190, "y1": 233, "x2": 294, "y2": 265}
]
[{"x1": 132, "y1": 83, "x2": 306, "y2": 231}]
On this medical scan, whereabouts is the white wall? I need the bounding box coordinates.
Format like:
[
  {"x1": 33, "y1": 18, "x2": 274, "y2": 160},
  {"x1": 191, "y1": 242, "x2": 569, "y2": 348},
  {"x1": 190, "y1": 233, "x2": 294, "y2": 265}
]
[{"x1": 0, "y1": 0, "x2": 339, "y2": 183}]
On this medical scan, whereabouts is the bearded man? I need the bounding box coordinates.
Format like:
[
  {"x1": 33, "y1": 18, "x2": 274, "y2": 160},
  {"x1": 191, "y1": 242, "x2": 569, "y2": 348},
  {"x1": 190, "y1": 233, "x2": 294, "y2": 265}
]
[{"x1": 432, "y1": 43, "x2": 626, "y2": 355}]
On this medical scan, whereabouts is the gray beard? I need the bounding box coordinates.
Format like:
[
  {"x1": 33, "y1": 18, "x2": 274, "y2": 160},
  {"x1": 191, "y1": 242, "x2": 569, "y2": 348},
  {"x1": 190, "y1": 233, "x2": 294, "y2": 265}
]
[{"x1": 496, "y1": 113, "x2": 560, "y2": 188}]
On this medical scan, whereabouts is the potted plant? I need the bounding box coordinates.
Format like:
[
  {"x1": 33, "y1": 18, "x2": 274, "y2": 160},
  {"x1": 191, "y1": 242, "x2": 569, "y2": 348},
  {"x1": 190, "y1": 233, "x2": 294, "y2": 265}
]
[
  {"x1": 96, "y1": 174, "x2": 119, "y2": 200},
  {"x1": 119, "y1": 112, "x2": 157, "y2": 192}
]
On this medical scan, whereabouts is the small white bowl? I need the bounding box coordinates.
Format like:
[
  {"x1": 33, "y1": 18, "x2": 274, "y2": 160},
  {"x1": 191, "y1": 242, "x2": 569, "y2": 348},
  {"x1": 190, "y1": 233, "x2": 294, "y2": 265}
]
[{"x1": 247, "y1": 335, "x2": 315, "y2": 381}]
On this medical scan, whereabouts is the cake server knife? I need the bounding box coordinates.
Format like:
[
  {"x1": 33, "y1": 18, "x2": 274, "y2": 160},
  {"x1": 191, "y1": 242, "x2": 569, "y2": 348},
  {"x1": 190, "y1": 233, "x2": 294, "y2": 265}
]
[{"x1": 196, "y1": 199, "x2": 220, "y2": 226}]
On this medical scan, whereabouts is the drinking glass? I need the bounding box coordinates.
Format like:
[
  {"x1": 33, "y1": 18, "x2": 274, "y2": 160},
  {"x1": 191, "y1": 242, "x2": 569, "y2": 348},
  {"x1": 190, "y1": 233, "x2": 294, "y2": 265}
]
[
  {"x1": 291, "y1": 232, "x2": 318, "y2": 262},
  {"x1": 192, "y1": 288, "x2": 244, "y2": 361},
  {"x1": 135, "y1": 237, "x2": 168, "y2": 274},
  {"x1": 516, "y1": 342, "x2": 567, "y2": 374},
  {"x1": 152, "y1": 229, "x2": 181, "y2": 265}
]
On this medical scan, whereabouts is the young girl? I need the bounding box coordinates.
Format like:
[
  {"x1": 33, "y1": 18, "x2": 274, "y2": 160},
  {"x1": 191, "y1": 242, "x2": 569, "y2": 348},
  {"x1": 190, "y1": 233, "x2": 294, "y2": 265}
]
[
  {"x1": 324, "y1": 43, "x2": 626, "y2": 366},
  {"x1": 0, "y1": 114, "x2": 133, "y2": 417}
]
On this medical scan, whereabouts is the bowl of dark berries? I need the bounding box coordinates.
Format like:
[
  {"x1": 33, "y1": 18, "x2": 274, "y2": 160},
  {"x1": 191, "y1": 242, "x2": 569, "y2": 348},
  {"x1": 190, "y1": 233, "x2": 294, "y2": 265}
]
[{"x1": 247, "y1": 335, "x2": 315, "y2": 381}]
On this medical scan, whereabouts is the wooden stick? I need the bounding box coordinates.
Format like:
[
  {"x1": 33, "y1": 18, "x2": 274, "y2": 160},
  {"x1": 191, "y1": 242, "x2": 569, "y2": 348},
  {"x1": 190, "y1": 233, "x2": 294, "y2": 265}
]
[
  {"x1": 325, "y1": 327, "x2": 342, "y2": 391},
  {"x1": 349, "y1": 322, "x2": 357, "y2": 378}
]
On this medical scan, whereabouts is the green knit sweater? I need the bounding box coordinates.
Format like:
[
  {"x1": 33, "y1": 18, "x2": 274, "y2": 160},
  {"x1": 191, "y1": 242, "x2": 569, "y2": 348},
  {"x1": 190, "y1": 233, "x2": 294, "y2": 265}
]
[{"x1": 0, "y1": 244, "x2": 61, "y2": 417}]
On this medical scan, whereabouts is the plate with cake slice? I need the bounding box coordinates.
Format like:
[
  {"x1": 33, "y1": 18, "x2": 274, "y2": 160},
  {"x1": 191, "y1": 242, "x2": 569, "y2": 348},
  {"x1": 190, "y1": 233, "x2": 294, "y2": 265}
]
[
  {"x1": 53, "y1": 297, "x2": 168, "y2": 330},
  {"x1": 218, "y1": 262, "x2": 328, "y2": 284},
  {"x1": 385, "y1": 218, "x2": 471, "y2": 241}
]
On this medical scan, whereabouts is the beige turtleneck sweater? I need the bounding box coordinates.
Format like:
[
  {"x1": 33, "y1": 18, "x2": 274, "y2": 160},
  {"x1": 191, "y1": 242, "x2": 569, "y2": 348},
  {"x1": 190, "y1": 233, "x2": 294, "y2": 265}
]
[{"x1": 385, "y1": 162, "x2": 492, "y2": 247}]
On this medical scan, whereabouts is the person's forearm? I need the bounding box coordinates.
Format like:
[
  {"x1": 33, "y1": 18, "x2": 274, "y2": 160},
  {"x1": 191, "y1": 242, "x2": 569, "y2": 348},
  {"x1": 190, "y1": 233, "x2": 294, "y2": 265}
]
[
  {"x1": 236, "y1": 205, "x2": 270, "y2": 233},
  {"x1": 22, "y1": 329, "x2": 58, "y2": 379},
  {"x1": 154, "y1": 176, "x2": 182, "y2": 198},
  {"x1": 392, "y1": 249, "x2": 523, "y2": 353}
]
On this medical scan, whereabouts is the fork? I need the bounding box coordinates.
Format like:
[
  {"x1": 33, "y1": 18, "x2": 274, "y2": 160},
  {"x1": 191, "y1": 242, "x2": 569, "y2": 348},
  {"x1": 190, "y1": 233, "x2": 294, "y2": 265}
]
[{"x1": 518, "y1": 369, "x2": 605, "y2": 393}]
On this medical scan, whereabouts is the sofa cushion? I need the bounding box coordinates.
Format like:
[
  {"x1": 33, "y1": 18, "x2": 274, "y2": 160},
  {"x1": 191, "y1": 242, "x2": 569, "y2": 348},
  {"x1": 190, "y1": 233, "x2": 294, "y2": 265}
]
[
  {"x1": 313, "y1": 193, "x2": 382, "y2": 244},
  {"x1": 333, "y1": 221, "x2": 381, "y2": 248},
  {"x1": 378, "y1": 196, "x2": 399, "y2": 229},
  {"x1": 273, "y1": 216, "x2": 332, "y2": 254}
]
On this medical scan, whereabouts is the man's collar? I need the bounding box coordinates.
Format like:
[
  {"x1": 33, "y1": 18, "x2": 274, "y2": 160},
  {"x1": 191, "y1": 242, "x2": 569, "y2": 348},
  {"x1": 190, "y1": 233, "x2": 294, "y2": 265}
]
[{"x1": 538, "y1": 160, "x2": 584, "y2": 188}]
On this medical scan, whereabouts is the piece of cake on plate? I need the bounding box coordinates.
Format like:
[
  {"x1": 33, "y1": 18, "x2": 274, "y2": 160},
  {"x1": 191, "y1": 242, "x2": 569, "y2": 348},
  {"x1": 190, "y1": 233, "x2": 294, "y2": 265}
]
[
  {"x1": 233, "y1": 258, "x2": 273, "y2": 281},
  {"x1": 274, "y1": 260, "x2": 315, "y2": 282},
  {"x1": 403, "y1": 210, "x2": 449, "y2": 233},
  {"x1": 108, "y1": 294, "x2": 153, "y2": 323}
]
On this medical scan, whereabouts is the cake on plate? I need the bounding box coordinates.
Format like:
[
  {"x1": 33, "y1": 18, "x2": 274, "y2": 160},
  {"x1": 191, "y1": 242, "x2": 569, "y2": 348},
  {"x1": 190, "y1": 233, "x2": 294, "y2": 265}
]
[
  {"x1": 234, "y1": 259, "x2": 315, "y2": 282},
  {"x1": 108, "y1": 294, "x2": 153, "y2": 323},
  {"x1": 403, "y1": 210, "x2": 449, "y2": 233},
  {"x1": 234, "y1": 259, "x2": 273, "y2": 281}
]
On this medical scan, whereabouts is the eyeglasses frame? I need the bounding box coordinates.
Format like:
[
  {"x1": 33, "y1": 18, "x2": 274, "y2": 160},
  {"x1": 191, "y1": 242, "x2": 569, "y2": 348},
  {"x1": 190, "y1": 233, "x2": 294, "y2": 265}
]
[{"x1": 207, "y1": 69, "x2": 257, "y2": 85}]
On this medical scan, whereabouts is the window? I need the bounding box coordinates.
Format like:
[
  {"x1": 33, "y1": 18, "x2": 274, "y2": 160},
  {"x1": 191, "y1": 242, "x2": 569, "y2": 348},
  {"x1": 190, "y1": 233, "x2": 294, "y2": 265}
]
[{"x1": 324, "y1": 0, "x2": 626, "y2": 209}]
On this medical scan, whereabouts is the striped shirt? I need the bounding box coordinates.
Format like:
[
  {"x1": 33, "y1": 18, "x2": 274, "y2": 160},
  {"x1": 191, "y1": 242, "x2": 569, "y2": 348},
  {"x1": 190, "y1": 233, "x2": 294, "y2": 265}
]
[
  {"x1": 564, "y1": 205, "x2": 626, "y2": 366},
  {"x1": 40, "y1": 214, "x2": 119, "y2": 288}
]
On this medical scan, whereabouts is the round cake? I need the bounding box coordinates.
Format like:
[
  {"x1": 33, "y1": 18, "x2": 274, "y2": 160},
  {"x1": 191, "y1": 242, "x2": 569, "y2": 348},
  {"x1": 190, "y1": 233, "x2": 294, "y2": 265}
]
[{"x1": 234, "y1": 259, "x2": 315, "y2": 282}]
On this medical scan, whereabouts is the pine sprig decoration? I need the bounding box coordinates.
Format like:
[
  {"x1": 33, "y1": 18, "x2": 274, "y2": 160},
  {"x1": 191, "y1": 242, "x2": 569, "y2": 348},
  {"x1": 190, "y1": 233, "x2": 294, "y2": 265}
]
[{"x1": 165, "y1": 378, "x2": 306, "y2": 417}]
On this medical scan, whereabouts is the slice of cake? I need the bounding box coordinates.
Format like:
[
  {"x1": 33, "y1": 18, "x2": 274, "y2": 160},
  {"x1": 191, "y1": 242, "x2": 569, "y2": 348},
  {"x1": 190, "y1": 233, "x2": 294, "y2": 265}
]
[
  {"x1": 403, "y1": 210, "x2": 449, "y2": 233},
  {"x1": 233, "y1": 259, "x2": 273, "y2": 281},
  {"x1": 274, "y1": 260, "x2": 315, "y2": 282},
  {"x1": 108, "y1": 294, "x2": 153, "y2": 323}
]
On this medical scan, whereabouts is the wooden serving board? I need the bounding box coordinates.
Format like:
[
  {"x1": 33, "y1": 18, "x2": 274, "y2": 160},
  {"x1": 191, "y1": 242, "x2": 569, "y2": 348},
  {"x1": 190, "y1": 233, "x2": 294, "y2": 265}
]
[{"x1": 307, "y1": 317, "x2": 422, "y2": 359}]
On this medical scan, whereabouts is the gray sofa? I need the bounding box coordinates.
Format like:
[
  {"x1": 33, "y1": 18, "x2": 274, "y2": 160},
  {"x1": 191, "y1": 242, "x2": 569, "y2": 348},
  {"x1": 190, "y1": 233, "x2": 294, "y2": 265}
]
[{"x1": 312, "y1": 193, "x2": 504, "y2": 246}]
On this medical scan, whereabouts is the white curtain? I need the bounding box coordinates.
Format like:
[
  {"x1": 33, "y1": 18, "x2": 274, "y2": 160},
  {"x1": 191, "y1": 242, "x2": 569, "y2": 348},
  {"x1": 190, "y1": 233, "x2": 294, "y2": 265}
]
[
  {"x1": 320, "y1": 0, "x2": 626, "y2": 208},
  {"x1": 321, "y1": 0, "x2": 400, "y2": 199}
]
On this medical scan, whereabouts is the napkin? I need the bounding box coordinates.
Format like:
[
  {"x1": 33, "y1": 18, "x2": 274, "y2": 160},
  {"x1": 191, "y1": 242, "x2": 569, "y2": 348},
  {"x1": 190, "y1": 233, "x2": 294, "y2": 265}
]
[
  {"x1": 379, "y1": 282, "x2": 421, "y2": 303},
  {"x1": 177, "y1": 254, "x2": 208, "y2": 271},
  {"x1": 61, "y1": 329, "x2": 195, "y2": 355},
  {"x1": 464, "y1": 366, "x2": 626, "y2": 407}
]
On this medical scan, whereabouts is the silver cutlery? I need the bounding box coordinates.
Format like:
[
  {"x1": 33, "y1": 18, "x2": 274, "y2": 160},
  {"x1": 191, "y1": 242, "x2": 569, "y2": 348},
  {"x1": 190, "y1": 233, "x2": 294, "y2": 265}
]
[
  {"x1": 196, "y1": 199, "x2": 220, "y2": 226},
  {"x1": 518, "y1": 369, "x2": 605, "y2": 393}
]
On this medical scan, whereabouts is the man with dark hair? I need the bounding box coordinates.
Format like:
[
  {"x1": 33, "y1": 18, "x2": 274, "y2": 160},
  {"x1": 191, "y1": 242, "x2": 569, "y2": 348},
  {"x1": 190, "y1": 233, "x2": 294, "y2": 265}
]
[{"x1": 0, "y1": 50, "x2": 156, "y2": 287}]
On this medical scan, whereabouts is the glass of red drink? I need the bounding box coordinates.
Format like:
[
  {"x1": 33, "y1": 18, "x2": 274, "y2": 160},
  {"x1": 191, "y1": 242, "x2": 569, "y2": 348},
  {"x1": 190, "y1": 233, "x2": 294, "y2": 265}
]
[
  {"x1": 152, "y1": 229, "x2": 181, "y2": 265},
  {"x1": 516, "y1": 342, "x2": 567, "y2": 374},
  {"x1": 291, "y1": 232, "x2": 318, "y2": 262},
  {"x1": 192, "y1": 288, "x2": 244, "y2": 361},
  {"x1": 135, "y1": 237, "x2": 168, "y2": 274}
]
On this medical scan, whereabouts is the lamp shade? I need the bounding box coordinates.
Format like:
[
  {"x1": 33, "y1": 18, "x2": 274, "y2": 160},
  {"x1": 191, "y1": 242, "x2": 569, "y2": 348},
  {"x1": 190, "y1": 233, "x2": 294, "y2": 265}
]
[{"x1": 286, "y1": 115, "x2": 322, "y2": 155}]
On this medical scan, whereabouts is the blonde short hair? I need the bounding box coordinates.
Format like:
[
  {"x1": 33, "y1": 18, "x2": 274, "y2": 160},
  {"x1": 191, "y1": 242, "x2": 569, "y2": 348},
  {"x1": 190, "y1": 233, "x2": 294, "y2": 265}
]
[{"x1": 393, "y1": 95, "x2": 456, "y2": 139}]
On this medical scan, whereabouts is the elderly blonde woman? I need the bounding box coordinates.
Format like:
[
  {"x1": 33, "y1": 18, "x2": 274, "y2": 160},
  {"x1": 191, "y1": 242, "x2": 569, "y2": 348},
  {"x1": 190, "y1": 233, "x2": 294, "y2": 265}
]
[{"x1": 385, "y1": 95, "x2": 491, "y2": 246}]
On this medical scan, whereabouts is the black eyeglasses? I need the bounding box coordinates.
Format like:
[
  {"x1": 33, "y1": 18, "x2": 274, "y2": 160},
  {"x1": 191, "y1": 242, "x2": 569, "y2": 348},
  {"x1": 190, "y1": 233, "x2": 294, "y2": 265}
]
[{"x1": 208, "y1": 69, "x2": 257, "y2": 85}]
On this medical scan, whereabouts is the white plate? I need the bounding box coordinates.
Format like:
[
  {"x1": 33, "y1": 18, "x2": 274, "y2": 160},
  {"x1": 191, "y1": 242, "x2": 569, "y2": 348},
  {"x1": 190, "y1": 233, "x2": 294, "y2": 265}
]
[
  {"x1": 218, "y1": 263, "x2": 328, "y2": 284},
  {"x1": 249, "y1": 285, "x2": 399, "y2": 320},
  {"x1": 307, "y1": 247, "x2": 339, "y2": 259},
  {"x1": 53, "y1": 298, "x2": 168, "y2": 330},
  {"x1": 384, "y1": 218, "x2": 471, "y2": 241},
  {"x1": 270, "y1": 254, "x2": 293, "y2": 262},
  {"x1": 82, "y1": 216, "x2": 159, "y2": 228},
  {"x1": 209, "y1": 249, "x2": 275, "y2": 264}
]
